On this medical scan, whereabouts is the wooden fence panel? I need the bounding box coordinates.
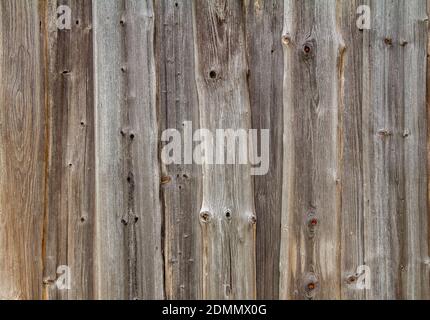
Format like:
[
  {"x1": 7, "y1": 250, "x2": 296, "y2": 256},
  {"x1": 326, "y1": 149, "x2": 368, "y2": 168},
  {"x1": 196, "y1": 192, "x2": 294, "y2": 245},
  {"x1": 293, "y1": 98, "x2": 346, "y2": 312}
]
[{"x1": 0, "y1": 0, "x2": 428, "y2": 300}]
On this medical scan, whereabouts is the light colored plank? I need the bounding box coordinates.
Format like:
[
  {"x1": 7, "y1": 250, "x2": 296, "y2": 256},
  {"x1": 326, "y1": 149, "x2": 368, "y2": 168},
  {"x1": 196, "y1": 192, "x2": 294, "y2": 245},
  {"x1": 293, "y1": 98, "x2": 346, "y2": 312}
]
[
  {"x1": 193, "y1": 0, "x2": 256, "y2": 299},
  {"x1": 155, "y1": 0, "x2": 202, "y2": 300},
  {"x1": 93, "y1": 0, "x2": 163, "y2": 299},
  {"x1": 42, "y1": 0, "x2": 95, "y2": 300},
  {"x1": 362, "y1": 0, "x2": 429, "y2": 299}
]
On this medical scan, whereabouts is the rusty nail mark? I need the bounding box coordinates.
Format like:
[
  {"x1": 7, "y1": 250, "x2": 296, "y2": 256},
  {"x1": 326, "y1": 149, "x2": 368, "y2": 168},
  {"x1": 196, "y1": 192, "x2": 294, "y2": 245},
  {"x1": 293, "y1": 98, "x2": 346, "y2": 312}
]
[
  {"x1": 303, "y1": 45, "x2": 311, "y2": 53},
  {"x1": 346, "y1": 275, "x2": 357, "y2": 284},
  {"x1": 310, "y1": 218, "x2": 318, "y2": 226},
  {"x1": 307, "y1": 282, "x2": 316, "y2": 290}
]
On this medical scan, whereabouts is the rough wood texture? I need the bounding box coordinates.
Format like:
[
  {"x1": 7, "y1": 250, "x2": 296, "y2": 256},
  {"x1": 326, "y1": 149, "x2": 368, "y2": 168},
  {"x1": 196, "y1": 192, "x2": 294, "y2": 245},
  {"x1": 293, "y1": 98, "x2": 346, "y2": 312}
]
[
  {"x1": 155, "y1": 0, "x2": 202, "y2": 300},
  {"x1": 280, "y1": 0, "x2": 344, "y2": 299},
  {"x1": 93, "y1": 0, "x2": 164, "y2": 299},
  {"x1": 193, "y1": 0, "x2": 256, "y2": 299},
  {"x1": 0, "y1": 0, "x2": 429, "y2": 300},
  {"x1": 245, "y1": 0, "x2": 284, "y2": 300},
  {"x1": 42, "y1": 0, "x2": 95, "y2": 300},
  {"x1": 362, "y1": 0, "x2": 429, "y2": 299},
  {"x1": 0, "y1": 0, "x2": 45, "y2": 300}
]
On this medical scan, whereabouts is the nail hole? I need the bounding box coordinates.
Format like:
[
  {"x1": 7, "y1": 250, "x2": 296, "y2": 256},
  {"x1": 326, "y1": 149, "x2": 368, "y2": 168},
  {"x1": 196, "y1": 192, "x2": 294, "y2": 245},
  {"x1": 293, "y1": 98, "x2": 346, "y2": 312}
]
[
  {"x1": 303, "y1": 45, "x2": 311, "y2": 54},
  {"x1": 121, "y1": 218, "x2": 128, "y2": 226},
  {"x1": 80, "y1": 217, "x2": 86, "y2": 222},
  {"x1": 225, "y1": 210, "x2": 231, "y2": 219},
  {"x1": 384, "y1": 38, "x2": 393, "y2": 45},
  {"x1": 307, "y1": 282, "x2": 316, "y2": 290},
  {"x1": 310, "y1": 218, "x2": 318, "y2": 226},
  {"x1": 130, "y1": 134, "x2": 135, "y2": 140},
  {"x1": 209, "y1": 70, "x2": 217, "y2": 79}
]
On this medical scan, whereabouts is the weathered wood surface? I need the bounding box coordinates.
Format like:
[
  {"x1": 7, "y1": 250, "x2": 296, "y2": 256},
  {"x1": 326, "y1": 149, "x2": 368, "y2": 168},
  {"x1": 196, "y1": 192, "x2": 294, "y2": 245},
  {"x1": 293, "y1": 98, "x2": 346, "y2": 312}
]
[
  {"x1": 0, "y1": 0, "x2": 429, "y2": 300},
  {"x1": 0, "y1": 0, "x2": 45, "y2": 299}
]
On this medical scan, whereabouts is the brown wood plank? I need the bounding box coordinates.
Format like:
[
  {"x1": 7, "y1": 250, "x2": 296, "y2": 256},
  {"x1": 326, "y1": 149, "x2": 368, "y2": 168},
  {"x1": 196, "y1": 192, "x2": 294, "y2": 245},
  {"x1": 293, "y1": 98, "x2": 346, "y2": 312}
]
[
  {"x1": 0, "y1": 0, "x2": 46, "y2": 300},
  {"x1": 193, "y1": 0, "x2": 257, "y2": 299},
  {"x1": 155, "y1": 0, "x2": 202, "y2": 300},
  {"x1": 41, "y1": 0, "x2": 95, "y2": 300},
  {"x1": 244, "y1": 0, "x2": 284, "y2": 300}
]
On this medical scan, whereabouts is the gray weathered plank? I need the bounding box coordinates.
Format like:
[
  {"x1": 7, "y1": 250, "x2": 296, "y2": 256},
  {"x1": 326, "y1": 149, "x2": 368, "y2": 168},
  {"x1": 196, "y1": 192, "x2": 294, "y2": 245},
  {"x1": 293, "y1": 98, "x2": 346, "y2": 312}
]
[
  {"x1": 362, "y1": 0, "x2": 429, "y2": 299},
  {"x1": 337, "y1": 0, "x2": 366, "y2": 300},
  {"x1": 0, "y1": 0, "x2": 45, "y2": 300},
  {"x1": 193, "y1": 0, "x2": 257, "y2": 299},
  {"x1": 244, "y1": 0, "x2": 284, "y2": 300},
  {"x1": 93, "y1": 0, "x2": 164, "y2": 299},
  {"x1": 280, "y1": 0, "x2": 344, "y2": 299}
]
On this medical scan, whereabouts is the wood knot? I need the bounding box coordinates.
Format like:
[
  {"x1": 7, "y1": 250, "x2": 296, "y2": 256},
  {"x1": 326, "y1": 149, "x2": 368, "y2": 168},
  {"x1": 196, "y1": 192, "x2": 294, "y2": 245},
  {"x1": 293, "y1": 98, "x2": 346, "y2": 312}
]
[
  {"x1": 377, "y1": 129, "x2": 392, "y2": 138},
  {"x1": 300, "y1": 40, "x2": 315, "y2": 60},
  {"x1": 161, "y1": 176, "x2": 172, "y2": 185},
  {"x1": 384, "y1": 38, "x2": 393, "y2": 45},
  {"x1": 225, "y1": 209, "x2": 232, "y2": 220},
  {"x1": 281, "y1": 34, "x2": 291, "y2": 46},
  {"x1": 209, "y1": 70, "x2": 217, "y2": 79},
  {"x1": 200, "y1": 211, "x2": 211, "y2": 224}
]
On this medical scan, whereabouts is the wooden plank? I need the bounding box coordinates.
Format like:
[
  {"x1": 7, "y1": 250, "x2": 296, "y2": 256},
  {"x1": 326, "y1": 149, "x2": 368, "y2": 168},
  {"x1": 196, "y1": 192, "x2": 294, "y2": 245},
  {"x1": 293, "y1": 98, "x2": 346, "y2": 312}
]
[
  {"x1": 93, "y1": 0, "x2": 164, "y2": 299},
  {"x1": 280, "y1": 0, "x2": 344, "y2": 299},
  {"x1": 193, "y1": 0, "x2": 256, "y2": 299},
  {"x1": 41, "y1": 0, "x2": 95, "y2": 300},
  {"x1": 362, "y1": 0, "x2": 429, "y2": 299},
  {"x1": 155, "y1": 0, "x2": 202, "y2": 300},
  {"x1": 337, "y1": 0, "x2": 366, "y2": 300},
  {"x1": 0, "y1": 0, "x2": 45, "y2": 299},
  {"x1": 244, "y1": 0, "x2": 284, "y2": 300}
]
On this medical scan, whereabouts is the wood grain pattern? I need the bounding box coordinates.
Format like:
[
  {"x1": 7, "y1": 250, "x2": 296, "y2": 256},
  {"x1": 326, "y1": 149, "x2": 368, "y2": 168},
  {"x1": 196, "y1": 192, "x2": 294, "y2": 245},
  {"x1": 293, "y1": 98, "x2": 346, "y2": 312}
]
[
  {"x1": 193, "y1": 0, "x2": 256, "y2": 299},
  {"x1": 155, "y1": 0, "x2": 202, "y2": 300},
  {"x1": 42, "y1": 0, "x2": 95, "y2": 300},
  {"x1": 245, "y1": 0, "x2": 284, "y2": 300},
  {"x1": 0, "y1": 0, "x2": 45, "y2": 300},
  {"x1": 280, "y1": 0, "x2": 344, "y2": 299},
  {"x1": 93, "y1": 0, "x2": 163, "y2": 299},
  {"x1": 0, "y1": 0, "x2": 429, "y2": 300}
]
